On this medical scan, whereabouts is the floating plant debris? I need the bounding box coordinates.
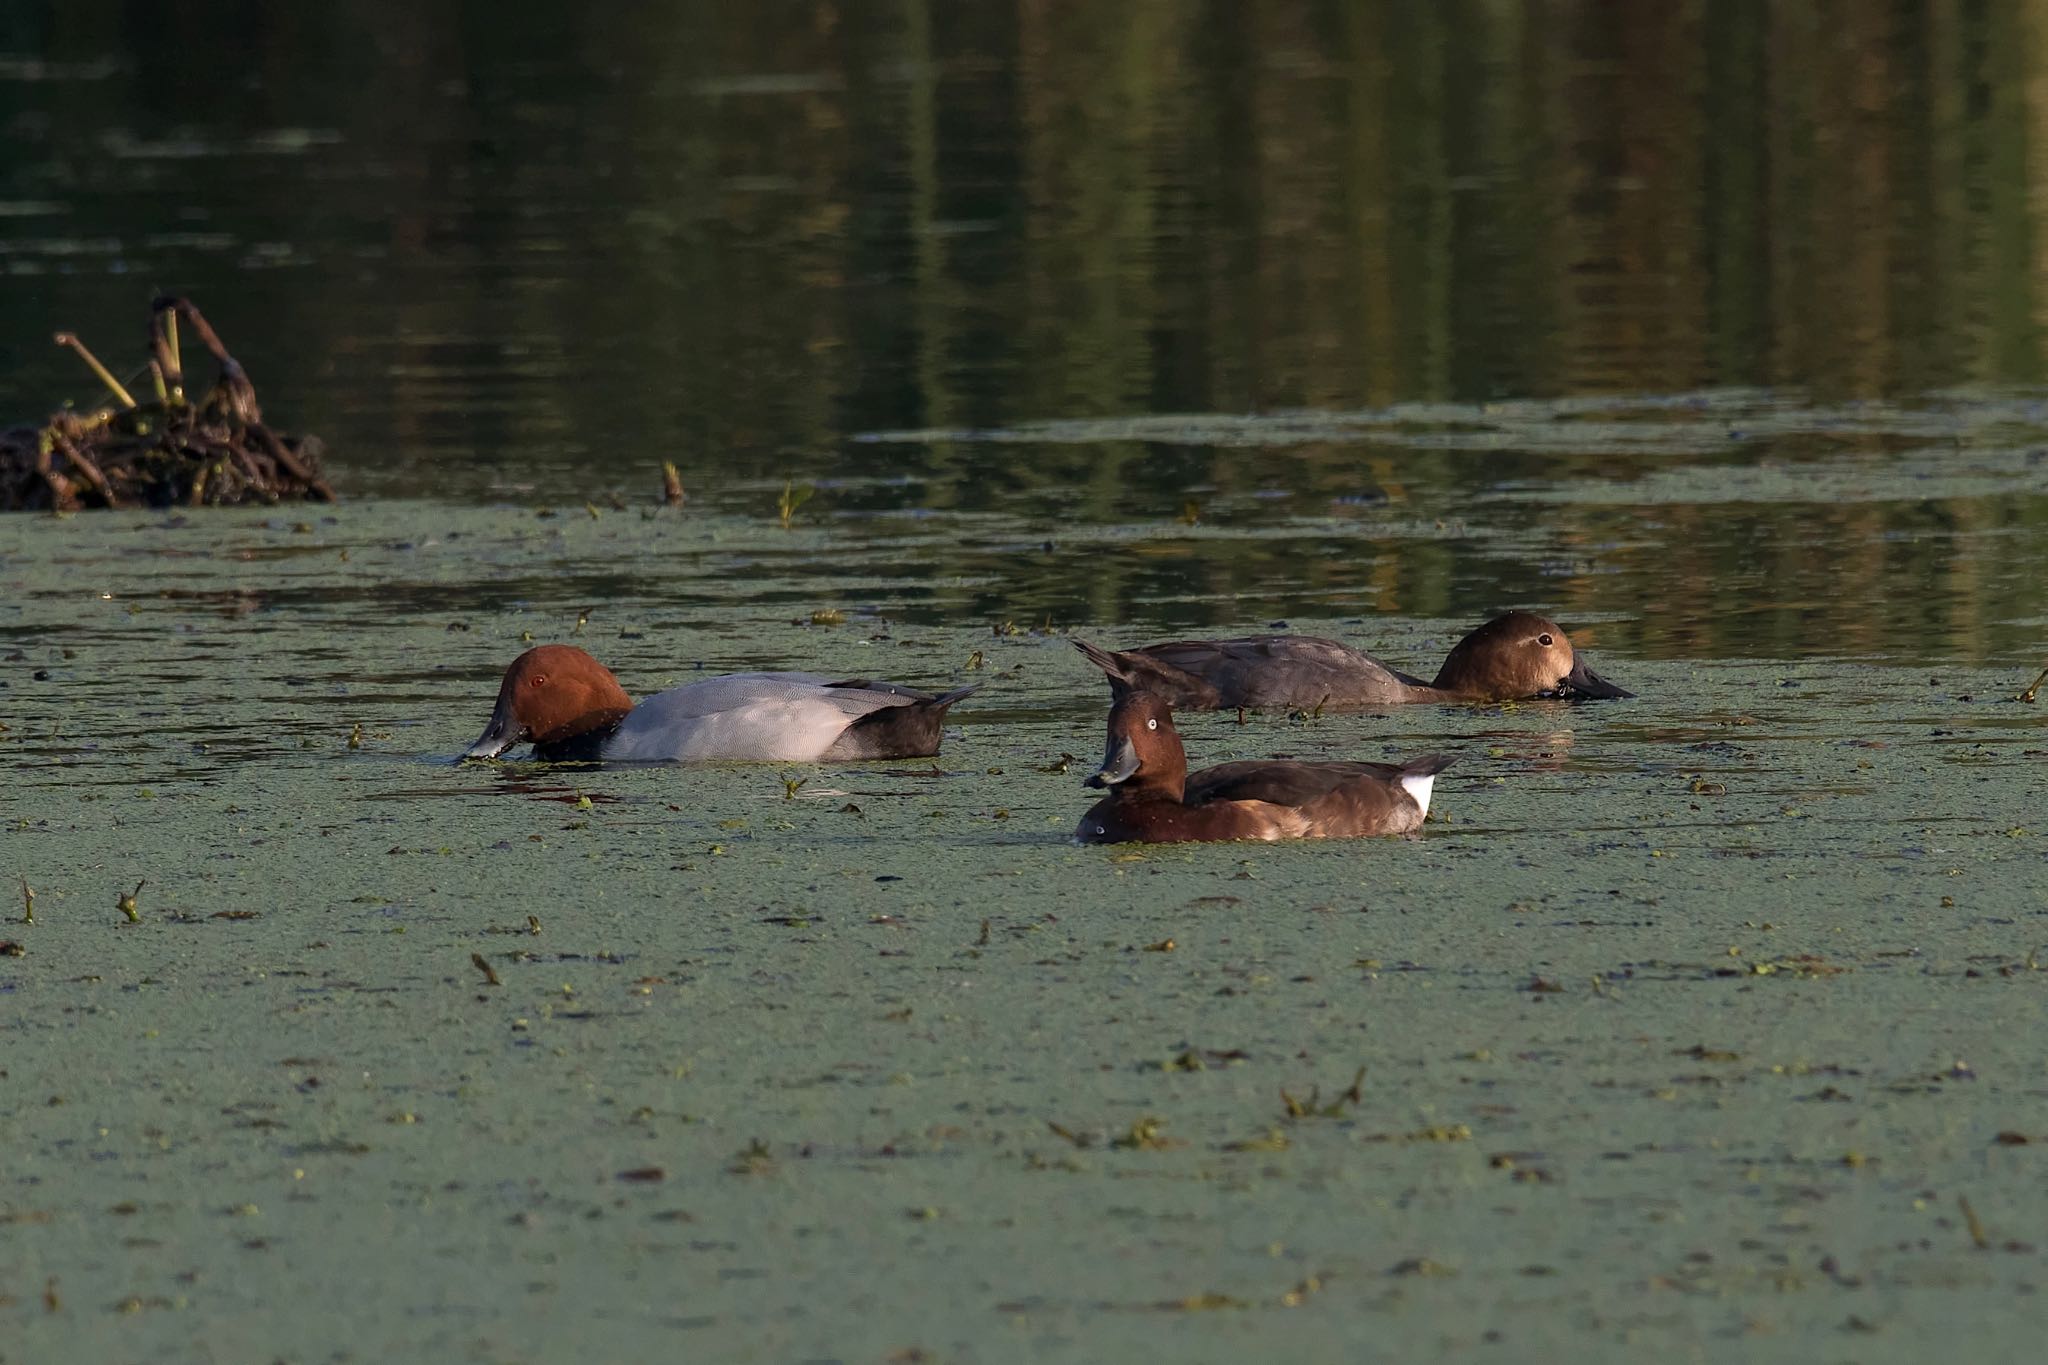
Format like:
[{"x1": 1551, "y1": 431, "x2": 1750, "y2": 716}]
[{"x1": 2, "y1": 295, "x2": 333, "y2": 512}]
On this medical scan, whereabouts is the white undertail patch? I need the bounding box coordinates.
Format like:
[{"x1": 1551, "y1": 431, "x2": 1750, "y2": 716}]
[{"x1": 1398, "y1": 774, "x2": 1435, "y2": 816}]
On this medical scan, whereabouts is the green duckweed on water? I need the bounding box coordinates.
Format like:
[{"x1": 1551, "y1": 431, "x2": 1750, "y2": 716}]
[
  {"x1": 11, "y1": 4, "x2": 2048, "y2": 1355},
  {"x1": 1, "y1": 476, "x2": 2042, "y2": 1362}
]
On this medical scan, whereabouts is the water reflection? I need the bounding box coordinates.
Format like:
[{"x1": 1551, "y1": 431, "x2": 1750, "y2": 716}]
[{"x1": 1, "y1": 2, "x2": 2046, "y2": 660}]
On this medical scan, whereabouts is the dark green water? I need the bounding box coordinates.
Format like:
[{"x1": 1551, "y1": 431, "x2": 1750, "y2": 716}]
[
  {"x1": 4, "y1": 6, "x2": 2047, "y2": 1363},
  {"x1": 5, "y1": 2, "x2": 2048, "y2": 657}
]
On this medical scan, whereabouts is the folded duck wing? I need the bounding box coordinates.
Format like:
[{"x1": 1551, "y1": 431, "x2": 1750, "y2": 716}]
[
  {"x1": 1087, "y1": 636, "x2": 1427, "y2": 710},
  {"x1": 1183, "y1": 759, "x2": 1404, "y2": 807},
  {"x1": 1186, "y1": 751, "x2": 1454, "y2": 819}
]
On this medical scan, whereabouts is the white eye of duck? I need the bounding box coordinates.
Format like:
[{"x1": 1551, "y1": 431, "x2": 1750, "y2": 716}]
[{"x1": 1146, "y1": 718, "x2": 1158, "y2": 730}]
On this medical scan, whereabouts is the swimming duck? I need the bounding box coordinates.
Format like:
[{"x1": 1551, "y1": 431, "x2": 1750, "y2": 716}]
[
  {"x1": 464, "y1": 644, "x2": 977, "y2": 763},
  {"x1": 1074, "y1": 611, "x2": 1630, "y2": 710},
  {"x1": 1075, "y1": 691, "x2": 1453, "y2": 844}
]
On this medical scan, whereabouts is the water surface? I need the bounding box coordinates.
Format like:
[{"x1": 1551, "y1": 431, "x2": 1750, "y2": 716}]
[{"x1": 4, "y1": 5, "x2": 2047, "y2": 1362}]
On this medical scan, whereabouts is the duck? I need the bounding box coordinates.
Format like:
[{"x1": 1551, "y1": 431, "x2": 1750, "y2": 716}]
[
  {"x1": 1075, "y1": 690, "x2": 1454, "y2": 844},
  {"x1": 1074, "y1": 611, "x2": 1630, "y2": 710},
  {"x1": 464, "y1": 644, "x2": 978, "y2": 763}
]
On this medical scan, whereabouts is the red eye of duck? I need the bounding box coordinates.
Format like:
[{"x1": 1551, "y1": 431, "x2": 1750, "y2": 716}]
[
  {"x1": 1537, "y1": 633, "x2": 1553, "y2": 647},
  {"x1": 529, "y1": 674, "x2": 547, "y2": 687}
]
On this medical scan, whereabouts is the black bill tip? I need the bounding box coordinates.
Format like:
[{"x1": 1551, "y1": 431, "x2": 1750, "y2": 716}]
[{"x1": 1553, "y1": 658, "x2": 1633, "y2": 700}]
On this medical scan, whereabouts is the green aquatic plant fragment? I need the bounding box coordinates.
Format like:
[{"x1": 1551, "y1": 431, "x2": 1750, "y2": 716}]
[
  {"x1": 777, "y1": 480, "x2": 813, "y2": 529},
  {"x1": 1280, "y1": 1066, "x2": 1366, "y2": 1119},
  {"x1": 1111, "y1": 1117, "x2": 1181, "y2": 1150},
  {"x1": 728, "y1": 1139, "x2": 775, "y2": 1175}
]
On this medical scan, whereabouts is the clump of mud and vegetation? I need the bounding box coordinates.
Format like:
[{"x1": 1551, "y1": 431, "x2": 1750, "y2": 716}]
[{"x1": 1, "y1": 295, "x2": 333, "y2": 512}]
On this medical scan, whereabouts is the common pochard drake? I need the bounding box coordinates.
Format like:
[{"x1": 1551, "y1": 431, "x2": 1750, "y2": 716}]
[
  {"x1": 464, "y1": 644, "x2": 977, "y2": 763},
  {"x1": 1075, "y1": 611, "x2": 1630, "y2": 710},
  {"x1": 1075, "y1": 691, "x2": 1453, "y2": 844}
]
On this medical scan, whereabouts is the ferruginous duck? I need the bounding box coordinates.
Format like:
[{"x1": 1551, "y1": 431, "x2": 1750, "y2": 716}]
[{"x1": 1075, "y1": 691, "x2": 1453, "y2": 844}]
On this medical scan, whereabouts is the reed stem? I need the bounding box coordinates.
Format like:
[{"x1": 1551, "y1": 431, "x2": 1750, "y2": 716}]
[{"x1": 53, "y1": 333, "x2": 137, "y2": 409}]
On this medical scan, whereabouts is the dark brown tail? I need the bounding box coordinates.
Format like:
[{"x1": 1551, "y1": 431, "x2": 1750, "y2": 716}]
[
  {"x1": 1072, "y1": 638, "x2": 1225, "y2": 709},
  {"x1": 822, "y1": 684, "x2": 980, "y2": 761},
  {"x1": 1400, "y1": 753, "x2": 1457, "y2": 777},
  {"x1": 1072, "y1": 639, "x2": 1142, "y2": 697}
]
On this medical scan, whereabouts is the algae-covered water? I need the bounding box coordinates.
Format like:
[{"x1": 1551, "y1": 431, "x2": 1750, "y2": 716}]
[
  {"x1": 3, "y1": 410, "x2": 2044, "y2": 1361},
  {"x1": 8, "y1": 3, "x2": 2048, "y2": 1362}
]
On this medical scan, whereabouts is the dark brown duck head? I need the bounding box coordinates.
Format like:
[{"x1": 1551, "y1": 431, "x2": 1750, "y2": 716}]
[
  {"x1": 1430, "y1": 612, "x2": 1632, "y2": 702},
  {"x1": 465, "y1": 644, "x2": 636, "y2": 759},
  {"x1": 1084, "y1": 692, "x2": 1189, "y2": 801}
]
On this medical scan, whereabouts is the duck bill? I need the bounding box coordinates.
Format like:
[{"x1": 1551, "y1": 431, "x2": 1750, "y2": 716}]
[
  {"x1": 1556, "y1": 658, "x2": 1633, "y2": 700},
  {"x1": 463, "y1": 696, "x2": 527, "y2": 759},
  {"x1": 1084, "y1": 737, "x2": 1141, "y2": 789}
]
